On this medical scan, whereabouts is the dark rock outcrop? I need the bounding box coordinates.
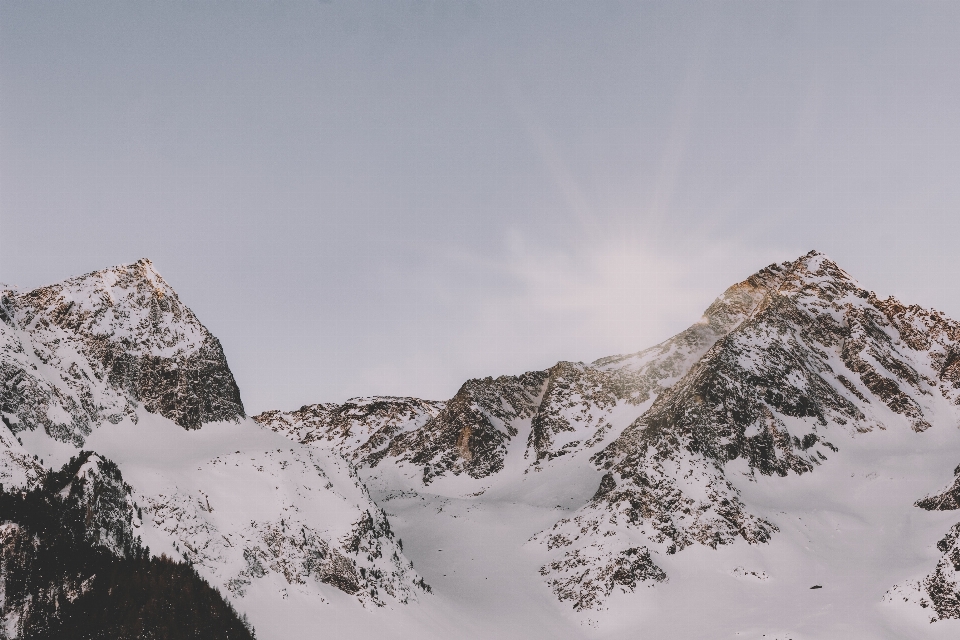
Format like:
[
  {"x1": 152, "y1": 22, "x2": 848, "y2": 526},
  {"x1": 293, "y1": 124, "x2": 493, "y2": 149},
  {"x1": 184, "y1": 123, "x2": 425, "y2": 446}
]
[
  {"x1": 917, "y1": 465, "x2": 960, "y2": 511},
  {"x1": 0, "y1": 259, "x2": 244, "y2": 443},
  {"x1": 387, "y1": 372, "x2": 548, "y2": 483}
]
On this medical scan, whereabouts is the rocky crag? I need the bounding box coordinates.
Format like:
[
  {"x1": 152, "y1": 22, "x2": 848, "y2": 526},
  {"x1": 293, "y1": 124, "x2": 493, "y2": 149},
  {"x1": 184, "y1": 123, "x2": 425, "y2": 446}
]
[
  {"x1": 537, "y1": 252, "x2": 960, "y2": 610},
  {"x1": 0, "y1": 259, "x2": 244, "y2": 445}
]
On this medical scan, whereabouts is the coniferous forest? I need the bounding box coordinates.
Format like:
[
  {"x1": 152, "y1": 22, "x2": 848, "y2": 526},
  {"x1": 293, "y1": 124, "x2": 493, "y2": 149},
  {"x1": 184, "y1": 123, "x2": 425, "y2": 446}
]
[{"x1": 0, "y1": 453, "x2": 255, "y2": 639}]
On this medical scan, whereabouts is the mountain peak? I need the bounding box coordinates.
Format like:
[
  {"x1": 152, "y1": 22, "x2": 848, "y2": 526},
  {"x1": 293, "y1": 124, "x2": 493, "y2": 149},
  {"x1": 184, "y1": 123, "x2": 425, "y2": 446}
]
[
  {"x1": 61, "y1": 258, "x2": 177, "y2": 303},
  {"x1": 0, "y1": 259, "x2": 245, "y2": 441}
]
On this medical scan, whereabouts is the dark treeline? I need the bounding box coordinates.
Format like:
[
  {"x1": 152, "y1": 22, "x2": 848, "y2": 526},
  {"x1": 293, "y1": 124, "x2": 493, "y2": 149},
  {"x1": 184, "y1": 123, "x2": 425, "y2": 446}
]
[{"x1": 0, "y1": 452, "x2": 255, "y2": 640}]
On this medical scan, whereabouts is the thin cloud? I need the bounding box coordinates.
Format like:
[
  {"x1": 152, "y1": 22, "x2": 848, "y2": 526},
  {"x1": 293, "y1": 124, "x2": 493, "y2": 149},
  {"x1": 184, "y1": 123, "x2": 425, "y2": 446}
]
[{"x1": 365, "y1": 231, "x2": 799, "y2": 403}]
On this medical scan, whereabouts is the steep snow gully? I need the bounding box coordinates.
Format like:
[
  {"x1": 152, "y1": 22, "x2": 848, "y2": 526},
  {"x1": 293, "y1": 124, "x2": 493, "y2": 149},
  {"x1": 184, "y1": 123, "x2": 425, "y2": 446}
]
[{"x1": 3, "y1": 251, "x2": 960, "y2": 639}]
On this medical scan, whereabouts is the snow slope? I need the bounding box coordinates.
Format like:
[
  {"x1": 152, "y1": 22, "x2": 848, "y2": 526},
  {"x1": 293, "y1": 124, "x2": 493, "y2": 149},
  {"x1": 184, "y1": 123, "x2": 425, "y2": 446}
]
[{"x1": 82, "y1": 414, "x2": 427, "y2": 607}]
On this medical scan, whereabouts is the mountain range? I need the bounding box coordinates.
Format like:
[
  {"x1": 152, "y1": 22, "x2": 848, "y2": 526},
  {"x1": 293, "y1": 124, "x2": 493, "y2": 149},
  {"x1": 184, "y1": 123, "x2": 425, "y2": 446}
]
[{"x1": 2, "y1": 251, "x2": 960, "y2": 639}]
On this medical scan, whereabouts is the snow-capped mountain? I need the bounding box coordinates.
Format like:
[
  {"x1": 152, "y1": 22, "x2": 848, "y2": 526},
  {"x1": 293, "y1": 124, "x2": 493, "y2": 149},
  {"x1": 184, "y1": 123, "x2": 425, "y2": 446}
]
[
  {"x1": 0, "y1": 258, "x2": 243, "y2": 444},
  {"x1": 535, "y1": 251, "x2": 960, "y2": 611},
  {"x1": 6, "y1": 252, "x2": 960, "y2": 639},
  {"x1": 257, "y1": 251, "x2": 960, "y2": 638},
  {"x1": 0, "y1": 261, "x2": 428, "y2": 640}
]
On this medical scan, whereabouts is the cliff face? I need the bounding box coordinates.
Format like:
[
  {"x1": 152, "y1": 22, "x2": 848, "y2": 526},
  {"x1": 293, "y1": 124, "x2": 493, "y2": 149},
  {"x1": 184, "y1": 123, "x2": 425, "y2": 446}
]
[
  {"x1": 0, "y1": 259, "x2": 244, "y2": 444},
  {"x1": 534, "y1": 251, "x2": 960, "y2": 610}
]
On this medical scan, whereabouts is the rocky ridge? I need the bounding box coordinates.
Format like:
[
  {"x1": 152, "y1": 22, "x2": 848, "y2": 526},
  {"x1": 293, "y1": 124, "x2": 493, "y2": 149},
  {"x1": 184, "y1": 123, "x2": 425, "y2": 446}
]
[
  {"x1": 255, "y1": 396, "x2": 445, "y2": 467},
  {"x1": 256, "y1": 373, "x2": 555, "y2": 484},
  {"x1": 535, "y1": 251, "x2": 960, "y2": 610},
  {"x1": 0, "y1": 259, "x2": 244, "y2": 445}
]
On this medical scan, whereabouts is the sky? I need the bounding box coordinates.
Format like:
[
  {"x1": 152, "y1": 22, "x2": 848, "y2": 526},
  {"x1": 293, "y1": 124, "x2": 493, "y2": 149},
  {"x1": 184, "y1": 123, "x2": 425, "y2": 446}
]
[{"x1": 2, "y1": 1, "x2": 960, "y2": 414}]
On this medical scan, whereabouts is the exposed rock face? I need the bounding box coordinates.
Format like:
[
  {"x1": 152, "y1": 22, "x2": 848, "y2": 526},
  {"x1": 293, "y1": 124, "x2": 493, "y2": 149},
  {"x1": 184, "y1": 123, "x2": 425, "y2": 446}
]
[
  {"x1": 526, "y1": 362, "x2": 633, "y2": 467},
  {"x1": 535, "y1": 251, "x2": 960, "y2": 610},
  {"x1": 388, "y1": 372, "x2": 548, "y2": 483},
  {"x1": 0, "y1": 259, "x2": 244, "y2": 443},
  {"x1": 254, "y1": 396, "x2": 445, "y2": 466},
  {"x1": 917, "y1": 465, "x2": 960, "y2": 511}
]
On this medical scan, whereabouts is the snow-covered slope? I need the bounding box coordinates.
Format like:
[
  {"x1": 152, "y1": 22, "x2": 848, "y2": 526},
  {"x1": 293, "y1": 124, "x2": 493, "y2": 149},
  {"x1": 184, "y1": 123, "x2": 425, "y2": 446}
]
[
  {"x1": 260, "y1": 250, "x2": 960, "y2": 638},
  {"x1": 0, "y1": 261, "x2": 430, "y2": 640},
  {"x1": 82, "y1": 414, "x2": 427, "y2": 610},
  {"x1": 0, "y1": 427, "x2": 43, "y2": 491}
]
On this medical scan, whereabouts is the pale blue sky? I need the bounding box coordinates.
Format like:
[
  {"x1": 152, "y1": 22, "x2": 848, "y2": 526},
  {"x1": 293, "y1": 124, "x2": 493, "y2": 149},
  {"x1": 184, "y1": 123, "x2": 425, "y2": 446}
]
[{"x1": 3, "y1": 2, "x2": 959, "y2": 412}]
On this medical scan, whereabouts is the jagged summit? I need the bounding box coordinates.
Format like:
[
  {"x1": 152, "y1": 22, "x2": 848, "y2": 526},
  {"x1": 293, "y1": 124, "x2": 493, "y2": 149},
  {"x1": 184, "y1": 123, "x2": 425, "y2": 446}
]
[
  {"x1": 537, "y1": 250, "x2": 960, "y2": 610},
  {"x1": 257, "y1": 250, "x2": 960, "y2": 626},
  {"x1": 1, "y1": 258, "x2": 244, "y2": 443},
  {"x1": 9, "y1": 258, "x2": 204, "y2": 355}
]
